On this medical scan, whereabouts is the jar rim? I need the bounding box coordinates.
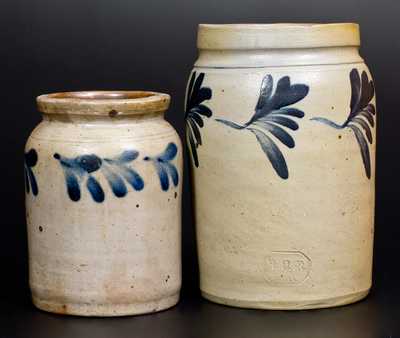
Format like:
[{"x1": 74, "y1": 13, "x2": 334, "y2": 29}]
[
  {"x1": 197, "y1": 23, "x2": 360, "y2": 50},
  {"x1": 37, "y1": 91, "x2": 170, "y2": 116}
]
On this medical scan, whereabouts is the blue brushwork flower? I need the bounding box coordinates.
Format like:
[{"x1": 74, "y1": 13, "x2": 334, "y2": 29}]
[
  {"x1": 185, "y1": 72, "x2": 213, "y2": 167},
  {"x1": 54, "y1": 150, "x2": 144, "y2": 203},
  {"x1": 24, "y1": 149, "x2": 39, "y2": 196},
  {"x1": 144, "y1": 143, "x2": 179, "y2": 191},
  {"x1": 311, "y1": 69, "x2": 375, "y2": 178},
  {"x1": 216, "y1": 74, "x2": 309, "y2": 179}
]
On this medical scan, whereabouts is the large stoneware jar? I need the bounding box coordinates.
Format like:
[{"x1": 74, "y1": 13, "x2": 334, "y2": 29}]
[
  {"x1": 25, "y1": 91, "x2": 182, "y2": 316},
  {"x1": 185, "y1": 23, "x2": 376, "y2": 309}
]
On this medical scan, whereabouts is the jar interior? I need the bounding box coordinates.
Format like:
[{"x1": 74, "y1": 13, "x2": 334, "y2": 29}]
[
  {"x1": 47, "y1": 91, "x2": 155, "y2": 100},
  {"x1": 36, "y1": 91, "x2": 170, "y2": 116}
]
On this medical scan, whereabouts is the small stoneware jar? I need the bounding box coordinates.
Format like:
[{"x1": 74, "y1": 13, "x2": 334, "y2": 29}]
[
  {"x1": 185, "y1": 23, "x2": 376, "y2": 309},
  {"x1": 25, "y1": 91, "x2": 182, "y2": 316}
]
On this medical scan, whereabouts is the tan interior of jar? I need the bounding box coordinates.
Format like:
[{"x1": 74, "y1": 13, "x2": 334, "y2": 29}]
[
  {"x1": 46, "y1": 91, "x2": 155, "y2": 100},
  {"x1": 36, "y1": 91, "x2": 170, "y2": 116}
]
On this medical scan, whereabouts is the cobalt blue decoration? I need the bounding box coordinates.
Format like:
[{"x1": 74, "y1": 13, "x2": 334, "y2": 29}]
[
  {"x1": 24, "y1": 149, "x2": 39, "y2": 196},
  {"x1": 54, "y1": 150, "x2": 144, "y2": 203},
  {"x1": 144, "y1": 143, "x2": 179, "y2": 191},
  {"x1": 216, "y1": 74, "x2": 309, "y2": 179},
  {"x1": 185, "y1": 72, "x2": 213, "y2": 167},
  {"x1": 311, "y1": 68, "x2": 375, "y2": 178}
]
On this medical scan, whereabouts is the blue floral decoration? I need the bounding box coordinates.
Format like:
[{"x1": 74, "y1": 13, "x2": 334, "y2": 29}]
[
  {"x1": 216, "y1": 74, "x2": 309, "y2": 179},
  {"x1": 311, "y1": 68, "x2": 375, "y2": 178},
  {"x1": 54, "y1": 150, "x2": 144, "y2": 203},
  {"x1": 185, "y1": 72, "x2": 213, "y2": 167},
  {"x1": 144, "y1": 143, "x2": 179, "y2": 191},
  {"x1": 24, "y1": 149, "x2": 39, "y2": 196}
]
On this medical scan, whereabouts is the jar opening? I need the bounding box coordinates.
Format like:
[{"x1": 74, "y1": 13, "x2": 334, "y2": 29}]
[
  {"x1": 37, "y1": 91, "x2": 170, "y2": 116},
  {"x1": 47, "y1": 91, "x2": 156, "y2": 100}
]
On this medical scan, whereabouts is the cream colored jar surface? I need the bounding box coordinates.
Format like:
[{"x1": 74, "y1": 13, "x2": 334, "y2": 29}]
[
  {"x1": 25, "y1": 91, "x2": 182, "y2": 316},
  {"x1": 185, "y1": 23, "x2": 376, "y2": 309}
]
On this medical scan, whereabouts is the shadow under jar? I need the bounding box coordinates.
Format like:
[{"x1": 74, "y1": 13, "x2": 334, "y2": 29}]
[
  {"x1": 185, "y1": 23, "x2": 376, "y2": 310},
  {"x1": 25, "y1": 91, "x2": 182, "y2": 316}
]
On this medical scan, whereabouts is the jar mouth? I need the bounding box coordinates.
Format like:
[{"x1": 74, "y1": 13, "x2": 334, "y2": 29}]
[
  {"x1": 37, "y1": 91, "x2": 170, "y2": 116},
  {"x1": 197, "y1": 23, "x2": 360, "y2": 50}
]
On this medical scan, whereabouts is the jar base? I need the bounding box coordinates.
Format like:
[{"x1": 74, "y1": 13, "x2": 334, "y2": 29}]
[
  {"x1": 32, "y1": 293, "x2": 180, "y2": 317},
  {"x1": 201, "y1": 288, "x2": 370, "y2": 310}
]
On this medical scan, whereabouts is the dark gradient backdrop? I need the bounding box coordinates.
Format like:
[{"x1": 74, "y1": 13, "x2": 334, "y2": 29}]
[{"x1": 1, "y1": 0, "x2": 399, "y2": 336}]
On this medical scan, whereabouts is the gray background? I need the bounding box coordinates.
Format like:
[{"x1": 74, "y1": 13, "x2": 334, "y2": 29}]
[{"x1": 1, "y1": 0, "x2": 399, "y2": 336}]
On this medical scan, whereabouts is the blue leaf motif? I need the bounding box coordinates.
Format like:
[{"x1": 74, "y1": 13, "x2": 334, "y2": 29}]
[
  {"x1": 155, "y1": 162, "x2": 170, "y2": 191},
  {"x1": 262, "y1": 115, "x2": 299, "y2": 130},
  {"x1": 271, "y1": 107, "x2": 305, "y2": 118},
  {"x1": 75, "y1": 154, "x2": 102, "y2": 173},
  {"x1": 351, "y1": 118, "x2": 372, "y2": 144},
  {"x1": 24, "y1": 149, "x2": 39, "y2": 196},
  {"x1": 164, "y1": 163, "x2": 179, "y2": 187},
  {"x1": 118, "y1": 166, "x2": 144, "y2": 191},
  {"x1": 160, "y1": 142, "x2": 178, "y2": 161},
  {"x1": 115, "y1": 150, "x2": 139, "y2": 163},
  {"x1": 64, "y1": 168, "x2": 81, "y2": 201},
  {"x1": 144, "y1": 143, "x2": 179, "y2": 191},
  {"x1": 185, "y1": 72, "x2": 213, "y2": 167},
  {"x1": 253, "y1": 121, "x2": 295, "y2": 148},
  {"x1": 24, "y1": 169, "x2": 30, "y2": 194},
  {"x1": 102, "y1": 165, "x2": 128, "y2": 197},
  {"x1": 216, "y1": 74, "x2": 308, "y2": 179},
  {"x1": 26, "y1": 166, "x2": 39, "y2": 196},
  {"x1": 310, "y1": 117, "x2": 343, "y2": 129},
  {"x1": 187, "y1": 118, "x2": 202, "y2": 146},
  {"x1": 87, "y1": 176, "x2": 105, "y2": 203},
  {"x1": 349, "y1": 125, "x2": 371, "y2": 178},
  {"x1": 249, "y1": 128, "x2": 289, "y2": 179},
  {"x1": 311, "y1": 68, "x2": 375, "y2": 178},
  {"x1": 186, "y1": 126, "x2": 199, "y2": 168},
  {"x1": 54, "y1": 149, "x2": 144, "y2": 202},
  {"x1": 215, "y1": 119, "x2": 244, "y2": 130}
]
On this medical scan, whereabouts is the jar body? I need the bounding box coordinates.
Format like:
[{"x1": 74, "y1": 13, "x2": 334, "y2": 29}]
[
  {"x1": 186, "y1": 30, "x2": 376, "y2": 309},
  {"x1": 25, "y1": 113, "x2": 182, "y2": 316}
]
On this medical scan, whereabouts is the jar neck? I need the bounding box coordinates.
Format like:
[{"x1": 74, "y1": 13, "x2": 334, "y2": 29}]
[
  {"x1": 195, "y1": 46, "x2": 363, "y2": 68},
  {"x1": 42, "y1": 111, "x2": 165, "y2": 124}
]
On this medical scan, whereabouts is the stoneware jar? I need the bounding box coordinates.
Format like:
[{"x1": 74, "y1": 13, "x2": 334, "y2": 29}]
[
  {"x1": 25, "y1": 91, "x2": 182, "y2": 316},
  {"x1": 185, "y1": 23, "x2": 376, "y2": 309}
]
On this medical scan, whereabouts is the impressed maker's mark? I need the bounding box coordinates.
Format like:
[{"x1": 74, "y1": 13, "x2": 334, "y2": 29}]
[{"x1": 264, "y1": 251, "x2": 312, "y2": 286}]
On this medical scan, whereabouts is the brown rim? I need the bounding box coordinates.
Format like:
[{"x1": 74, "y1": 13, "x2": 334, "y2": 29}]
[{"x1": 37, "y1": 91, "x2": 170, "y2": 116}]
